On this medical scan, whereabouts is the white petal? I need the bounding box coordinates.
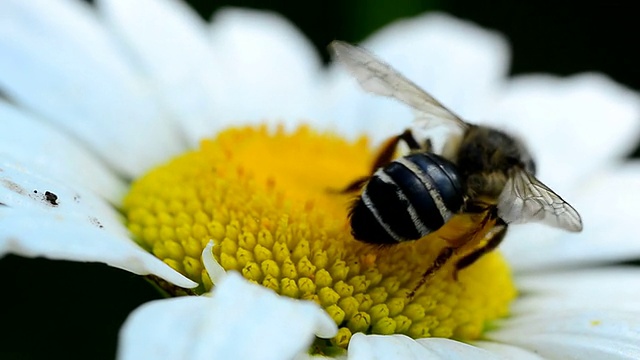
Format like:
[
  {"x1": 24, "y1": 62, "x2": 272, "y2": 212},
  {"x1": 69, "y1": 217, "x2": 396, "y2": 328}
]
[
  {"x1": 500, "y1": 222, "x2": 575, "y2": 273},
  {"x1": 98, "y1": 0, "x2": 223, "y2": 144},
  {"x1": 365, "y1": 13, "x2": 510, "y2": 120},
  {"x1": 327, "y1": 13, "x2": 510, "y2": 143},
  {"x1": 489, "y1": 73, "x2": 640, "y2": 193},
  {"x1": 0, "y1": 160, "x2": 195, "y2": 288},
  {"x1": 0, "y1": 0, "x2": 185, "y2": 177},
  {"x1": 208, "y1": 8, "x2": 324, "y2": 134},
  {"x1": 503, "y1": 162, "x2": 640, "y2": 272},
  {"x1": 0, "y1": 99, "x2": 126, "y2": 204},
  {"x1": 349, "y1": 334, "x2": 502, "y2": 360},
  {"x1": 473, "y1": 341, "x2": 544, "y2": 360},
  {"x1": 118, "y1": 272, "x2": 337, "y2": 360},
  {"x1": 512, "y1": 267, "x2": 640, "y2": 314},
  {"x1": 487, "y1": 310, "x2": 640, "y2": 359}
]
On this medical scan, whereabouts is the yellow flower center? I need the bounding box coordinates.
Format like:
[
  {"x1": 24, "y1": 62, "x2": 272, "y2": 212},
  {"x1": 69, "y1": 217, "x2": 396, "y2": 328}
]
[{"x1": 123, "y1": 125, "x2": 516, "y2": 348}]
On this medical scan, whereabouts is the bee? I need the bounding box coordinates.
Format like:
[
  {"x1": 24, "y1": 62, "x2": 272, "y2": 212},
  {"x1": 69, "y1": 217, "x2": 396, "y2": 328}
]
[{"x1": 329, "y1": 40, "x2": 583, "y2": 296}]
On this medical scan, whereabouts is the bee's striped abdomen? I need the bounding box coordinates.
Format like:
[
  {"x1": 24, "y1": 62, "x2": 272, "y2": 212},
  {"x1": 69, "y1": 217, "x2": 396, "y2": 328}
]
[{"x1": 350, "y1": 153, "x2": 464, "y2": 244}]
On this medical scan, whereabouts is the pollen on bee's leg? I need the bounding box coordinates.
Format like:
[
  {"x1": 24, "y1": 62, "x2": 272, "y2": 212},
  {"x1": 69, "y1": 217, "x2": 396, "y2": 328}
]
[{"x1": 122, "y1": 125, "x2": 517, "y2": 351}]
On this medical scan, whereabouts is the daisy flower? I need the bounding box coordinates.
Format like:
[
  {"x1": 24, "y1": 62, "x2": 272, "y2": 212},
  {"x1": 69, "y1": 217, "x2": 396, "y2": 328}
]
[{"x1": 1, "y1": 0, "x2": 640, "y2": 359}]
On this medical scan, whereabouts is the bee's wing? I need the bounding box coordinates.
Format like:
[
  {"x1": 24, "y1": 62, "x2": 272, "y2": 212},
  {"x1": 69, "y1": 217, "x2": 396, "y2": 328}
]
[
  {"x1": 497, "y1": 170, "x2": 583, "y2": 232},
  {"x1": 329, "y1": 40, "x2": 469, "y2": 131}
]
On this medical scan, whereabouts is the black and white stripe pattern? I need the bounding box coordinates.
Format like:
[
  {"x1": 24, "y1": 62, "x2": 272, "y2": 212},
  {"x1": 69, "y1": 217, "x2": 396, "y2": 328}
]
[{"x1": 349, "y1": 153, "x2": 464, "y2": 245}]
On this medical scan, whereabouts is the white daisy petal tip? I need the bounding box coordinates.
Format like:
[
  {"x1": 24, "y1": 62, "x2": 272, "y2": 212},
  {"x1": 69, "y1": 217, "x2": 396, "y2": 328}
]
[
  {"x1": 209, "y1": 6, "x2": 320, "y2": 67},
  {"x1": 98, "y1": 0, "x2": 214, "y2": 83},
  {"x1": 361, "y1": 12, "x2": 510, "y2": 119},
  {"x1": 365, "y1": 12, "x2": 510, "y2": 62},
  {"x1": 201, "y1": 239, "x2": 227, "y2": 285},
  {"x1": 98, "y1": 0, "x2": 228, "y2": 145},
  {"x1": 119, "y1": 271, "x2": 337, "y2": 360},
  {"x1": 348, "y1": 333, "x2": 502, "y2": 360},
  {"x1": 206, "y1": 6, "x2": 325, "y2": 132}
]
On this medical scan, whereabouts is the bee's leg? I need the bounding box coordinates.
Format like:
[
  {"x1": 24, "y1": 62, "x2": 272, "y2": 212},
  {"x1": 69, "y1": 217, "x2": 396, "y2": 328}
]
[
  {"x1": 421, "y1": 138, "x2": 433, "y2": 153},
  {"x1": 398, "y1": 128, "x2": 422, "y2": 149},
  {"x1": 369, "y1": 130, "x2": 407, "y2": 171},
  {"x1": 452, "y1": 220, "x2": 508, "y2": 279},
  {"x1": 408, "y1": 246, "x2": 455, "y2": 299},
  {"x1": 398, "y1": 128, "x2": 433, "y2": 153},
  {"x1": 374, "y1": 128, "x2": 433, "y2": 166},
  {"x1": 336, "y1": 129, "x2": 425, "y2": 194},
  {"x1": 334, "y1": 176, "x2": 370, "y2": 194}
]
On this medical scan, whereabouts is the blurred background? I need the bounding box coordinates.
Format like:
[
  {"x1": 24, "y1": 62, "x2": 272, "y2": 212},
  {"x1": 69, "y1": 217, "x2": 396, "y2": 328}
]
[
  {"x1": 185, "y1": 1, "x2": 639, "y2": 90},
  {"x1": 2, "y1": 1, "x2": 638, "y2": 359},
  {"x1": 191, "y1": 0, "x2": 639, "y2": 155}
]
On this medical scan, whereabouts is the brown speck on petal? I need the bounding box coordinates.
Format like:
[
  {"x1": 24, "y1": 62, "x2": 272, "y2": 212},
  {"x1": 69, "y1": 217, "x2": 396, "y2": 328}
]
[
  {"x1": 1, "y1": 179, "x2": 27, "y2": 195},
  {"x1": 44, "y1": 191, "x2": 58, "y2": 206}
]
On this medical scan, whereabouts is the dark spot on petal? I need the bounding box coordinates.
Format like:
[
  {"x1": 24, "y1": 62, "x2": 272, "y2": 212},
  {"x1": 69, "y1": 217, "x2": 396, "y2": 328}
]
[
  {"x1": 89, "y1": 216, "x2": 104, "y2": 229},
  {"x1": 74, "y1": 194, "x2": 81, "y2": 203},
  {"x1": 44, "y1": 191, "x2": 59, "y2": 206},
  {"x1": 2, "y1": 181, "x2": 61, "y2": 207}
]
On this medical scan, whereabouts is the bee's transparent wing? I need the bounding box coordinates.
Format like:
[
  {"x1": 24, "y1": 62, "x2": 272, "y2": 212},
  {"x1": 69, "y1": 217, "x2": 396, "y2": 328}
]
[
  {"x1": 329, "y1": 40, "x2": 468, "y2": 130},
  {"x1": 497, "y1": 170, "x2": 583, "y2": 232}
]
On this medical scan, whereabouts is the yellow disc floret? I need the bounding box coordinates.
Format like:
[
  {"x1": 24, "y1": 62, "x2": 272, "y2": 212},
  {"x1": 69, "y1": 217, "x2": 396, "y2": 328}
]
[{"x1": 123, "y1": 125, "x2": 516, "y2": 347}]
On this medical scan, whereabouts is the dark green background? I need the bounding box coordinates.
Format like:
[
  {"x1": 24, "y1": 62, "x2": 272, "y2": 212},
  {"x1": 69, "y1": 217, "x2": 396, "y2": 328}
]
[{"x1": 1, "y1": 1, "x2": 638, "y2": 359}]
